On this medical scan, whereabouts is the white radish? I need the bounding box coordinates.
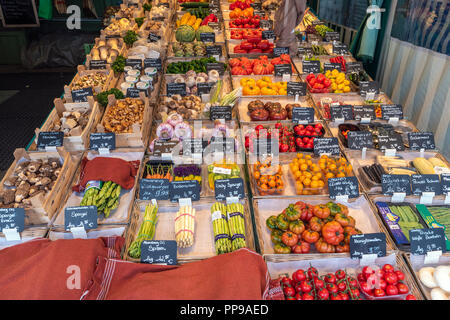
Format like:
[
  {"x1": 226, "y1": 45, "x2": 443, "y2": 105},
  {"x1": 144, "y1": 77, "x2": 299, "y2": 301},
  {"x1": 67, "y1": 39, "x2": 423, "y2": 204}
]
[
  {"x1": 430, "y1": 287, "x2": 449, "y2": 300},
  {"x1": 434, "y1": 265, "x2": 450, "y2": 293},
  {"x1": 419, "y1": 267, "x2": 438, "y2": 288}
]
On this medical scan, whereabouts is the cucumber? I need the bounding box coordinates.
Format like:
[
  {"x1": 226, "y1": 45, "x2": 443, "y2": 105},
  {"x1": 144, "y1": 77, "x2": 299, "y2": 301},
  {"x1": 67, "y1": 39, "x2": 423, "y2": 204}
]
[{"x1": 181, "y1": 2, "x2": 209, "y2": 8}]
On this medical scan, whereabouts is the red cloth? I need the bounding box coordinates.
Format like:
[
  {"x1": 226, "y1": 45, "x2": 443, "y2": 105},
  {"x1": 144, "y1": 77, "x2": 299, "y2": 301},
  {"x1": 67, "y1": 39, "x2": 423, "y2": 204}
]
[
  {"x1": 0, "y1": 237, "x2": 123, "y2": 300},
  {"x1": 267, "y1": 278, "x2": 285, "y2": 300},
  {"x1": 72, "y1": 157, "x2": 140, "y2": 192},
  {"x1": 82, "y1": 248, "x2": 270, "y2": 300}
]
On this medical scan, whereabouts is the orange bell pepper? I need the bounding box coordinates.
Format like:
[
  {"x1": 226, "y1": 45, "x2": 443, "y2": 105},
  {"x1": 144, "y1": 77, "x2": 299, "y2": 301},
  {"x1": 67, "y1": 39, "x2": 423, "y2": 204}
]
[
  {"x1": 256, "y1": 79, "x2": 270, "y2": 88},
  {"x1": 279, "y1": 88, "x2": 287, "y2": 95},
  {"x1": 260, "y1": 86, "x2": 277, "y2": 95}
]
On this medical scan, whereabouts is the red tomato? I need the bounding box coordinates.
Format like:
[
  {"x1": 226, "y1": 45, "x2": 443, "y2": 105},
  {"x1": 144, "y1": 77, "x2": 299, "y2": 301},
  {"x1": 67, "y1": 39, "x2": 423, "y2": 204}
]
[
  {"x1": 294, "y1": 292, "x2": 302, "y2": 300},
  {"x1": 307, "y1": 267, "x2": 318, "y2": 279},
  {"x1": 330, "y1": 293, "x2": 341, "y2": 300},
  {"x1": 283, "y1": 286, "x2": 296, "y2": 297},
  {"x1": 339, "y1": 292, "x2": 349, "y2": 300},
  {"x1": 280, "y1": 276, "x2": 292, "y2": 287},
  {"x1": 397, "y1": 282, "x2": 409, "y2": 294},
  {"x1": 314, "y1": 278, "x2": 325, "y2": 290},
  {"x1": 357, "y1": 273, "x2": 366, "y2": 283},
  {"x1": 302, "y1": 292, "x2": 315, "y2": 300},
  {"x1": 362, "y1": 266, "x2": 375, "y2": 280},
  {"x1": 375, "y1": 268, "x2": 385, "y2": 279},
  {"x1": 300, "y1": 280, "x2": 312, "y2": 293},
  {"x1": 294, "y1": 283, "x2": 303, "y2": 293},
  {"x1": 318, "y1": 288, "x2": 329, "y2": 300},
  {"x1": 395, "y1": 270, "x2": 405, "y2": 281},
  {"x1": 378, "y1": 279, "x2": 387, "y2": 290},
  {"x1": 335, "y1": 269, "x2": 346, "y2": 280},
  {"x1": 386, "y1": 284, "x2": 399, "y2": 296},
  {"x1": 382, "y1": 264, "x2": 395, "y2": 273},
  {"x1": 292, "y1": 269, "x2": 307, "y2": 283},
  {"x1": 326, "y1": 283, "x2": 338, "y2": 294},
  {"x1": 324, "y1": 273, "x2": 337, "y2": 284},
  {"x1": 337, "y1": 281, "x2": 347, "y2": 292},
  {"x1": 406, "y1": 294, "x2": 416, "y2": 300},
  {"x1": 348, "y1": 277, "x2": 357, "y2": 288},
  {"x1": 360, "y1": 281, "x2": 373, "y2": 296},
  {"x1": 286, "y1": 296, "x2": 296, "y2": 300},
  {"x1": 385, "y1": 272, "x2": 398, "y2": 285},
  {"x1": 373, "y1": 288, "x2": 386, "y2": 297},
  {"x1": 351, "y1": 288, "x2": 361, "y2": 299}
]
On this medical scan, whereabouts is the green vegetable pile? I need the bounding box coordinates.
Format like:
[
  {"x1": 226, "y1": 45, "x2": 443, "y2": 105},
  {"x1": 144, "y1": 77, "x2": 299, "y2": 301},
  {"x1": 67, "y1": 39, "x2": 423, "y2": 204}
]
[
  {"x1": 123, "y1": 30, "x2": 139, "y2": 46},
  {"x1": 227, "y1": 202, "x2": 246, "y2": 251},
  {"x1": 166, "y1": 56, "x2": 217, "y2": 74},
  {"x1": 311, "y1": 44, "x2": 328, "y2": 55},
  {"x1": 128, "y1": 204, "x2": 158, "y2": 259},
  {"x1": 97, "y1": 88, "x2": 124, "y2": 107},
  {"x1": 111, "y1": 55, "x2": 126, "y2": 73},
  {"x1": 388, "y1": 204, "x2": 424, "y2": 241},
  {"x1": 315, "y1": 24, "x2": 334, "y2": 37},
  {"x1": 80, "y1": 181, "x2": 121, "y2": 218},
  {"x1": 143, "y1": 2, "x2": 152, "y2": 12},
  {"x1": 135, "y1": 17, "x2": 144, "y2": 28},
  {"x1": 185, "y1": 7, "x2": 209, "y2": 19}
]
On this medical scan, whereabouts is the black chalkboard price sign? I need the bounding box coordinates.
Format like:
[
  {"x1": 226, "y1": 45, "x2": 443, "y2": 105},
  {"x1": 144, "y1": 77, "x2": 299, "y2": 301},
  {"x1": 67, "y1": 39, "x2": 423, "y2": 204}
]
[
  {"x1": 287, "y1": 82, "x2": 306, "y2": 96},
  {"x1": 353, "y1": 105, "x2": 375, "y2": 121},
  {"x1": 378, "y1": 132, "x2": 405, "y2": 151},
  {"x1": 206, "y1": 45, "x2": 222, "y2": 57},
  {"x1": 408, "y1": 132, "x2": 436, "y2": 151},
  {"x1": 197, "y1": 82, "x2": 214, "y2": 95},
  {"x1": 89, "y1": 133, "x2": 116, "y2": 151},
  {"x1": 251, "y1": 138, "x2": 279, "y2": 156},
  {"x1": 292, "y1": 107, "x2": 314, "y2": 124},
  {"x1": 442, "y1": 174, "x2": 450, "y2": 194},
  {"x1": 313, "y1": 137, "x2": 340, "y2": 156},
  {"x1": 166, "y1": 83, "x2": 187, "y2": 96},
  {"x1": 89, "y1": 60, "x2": 107, "y2": 70},
  {"x1": 359, "y1": 81, "x2": 380, "y2": 96},
  {"x1": 206, "y1": 62, "x2": 225, "y2": 75},
  {"x1": 139, "y1": 179, "x2": 170, "y2": 200},
  {"x1": 350, "y1": 233, "x2": 387, "y2": 259},
  {"x1": 273, "y1": 47, "x2": 289, "y2": 57},
  {"x1": 302, "y1": 60, "x2": 320, "y2": 73},
  {"x1": 169, "y1": 180, "x2": 200, "y2": 202},
  {"x1": 328, "y1": 177, "x2": 359, "y2": 199},
  {"x1": 210, "y1": 106, "x2": 232, "y2": 121},
  {"x1": 333, "y1": 43, "x2": 348, "y2": 55},
  {"x1": 325, "y1": 32, "x2": 340, "y2": 42},
  {"x1": 64, "y1": 206, "x2": 98, "y2": 231},
  {"x1": 330, "y1": 105, "x2": 353, "y2": 121},
  {"x1": 347, "y1": 131, "x2": 374, "y2": 150},
  {"x1": 346, "y1": 62, "x2": 363, "y2": 73},
  {"x1": 298, "y1": 47, "x2": 313, "y2": 56},
  {"x1": 410, "y1": 228, "x2": 447, "y2": 255},
  {"x1": 200, "y1": 32, "x2": 216, "y2": 43},
  {"x1": 323, "y1": 62, "x2": 341, "y2": 72},
  {"x1": 0, "y1": 208, "x2": 25, "y2": 232},
  {"x1": 214, "y1": 178, "x2": 245, "y2": 201},
  {"x1": 144, "y1": 58, "x2": 162, "y2": 71},
  {"x1": 262, "y1": 30, "x2": 276, "y2": 40},
  {"x1": 259, "y1": 19, "x2": 273, "y2": 29},
  {"x1": 0, "y1": 0, "x2": 39, "y2": 27},
  {"x1": 153, "y1": 140, "x2": 179, "y2": 157},
  {"x1": 274, "y1": 64, "x2": 292, "y2": 77},
  {"x1": 37, "y1": 132, "x2": 64, "y2": 150},
  {"x1": 140, "y1": 240, "x2": 177, "y2": 265},
  {"x1": 148, "y1": 33, "x2": 161, "y2": 42},
  {"x1": 411, "y1": 174, "x2": 442, "y2": 196},
  {"x1": 182, "y1": 138, "x2": 205, "y2": 156},
  {"x1": 381, "y1": 174, "x2": 412, "y2": 195},
  {"x1": 72, "y1": 87, "x2": 93, "y2": 103},
  {"x1": 126, "y1": 88, "x2": 141, "y2": 98},
  {"x1": 381, "y1": 104, "x2": 403, "y2": 120}
]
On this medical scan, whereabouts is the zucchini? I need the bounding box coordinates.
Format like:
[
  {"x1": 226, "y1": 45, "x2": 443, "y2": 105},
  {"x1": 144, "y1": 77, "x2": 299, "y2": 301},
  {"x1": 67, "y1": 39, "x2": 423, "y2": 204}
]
[{"x1": 181, "y1": 2, "x2": 209, "y2": 8}]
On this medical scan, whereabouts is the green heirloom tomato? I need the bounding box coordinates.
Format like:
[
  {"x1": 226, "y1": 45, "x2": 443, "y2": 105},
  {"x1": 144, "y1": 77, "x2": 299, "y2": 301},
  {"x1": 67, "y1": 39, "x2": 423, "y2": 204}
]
[
  {"x1": 271, "y1": 229, "x2": 283, "y2": 244},
  {"x1": 274, "y1": 243, "x2": 291, "y2": 254},
  {"x1": 276, "y1": 214, "x2": 289, "y2": 230},
  {"x1": 266, "y1": 215, "x2": 278, "y2": 230}
]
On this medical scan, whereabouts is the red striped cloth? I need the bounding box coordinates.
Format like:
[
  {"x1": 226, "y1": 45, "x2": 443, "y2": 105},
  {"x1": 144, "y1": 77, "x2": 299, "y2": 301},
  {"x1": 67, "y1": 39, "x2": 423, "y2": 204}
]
[
  {"x1": 81, "y1": 248, "x2": 270, "y2": 300},
  {"x1": 0, "y1": 237, "x2": 123, "y2": 300}
]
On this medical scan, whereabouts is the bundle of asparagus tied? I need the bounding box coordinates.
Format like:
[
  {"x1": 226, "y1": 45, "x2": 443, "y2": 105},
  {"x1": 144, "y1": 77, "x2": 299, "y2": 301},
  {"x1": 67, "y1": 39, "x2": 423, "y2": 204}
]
[
  {"x1": 128, "y1": 204, "x2": 158, "y2": 259},
  {"x1": 226, "y1": 202, "x2": 246, "y2": 251},
  {"x1": 80, "y1": 181, "x2": 121, "y2": 217},
  {"x1": 211, "y1": 202, "x2": 232, "y2": 254},
  {"x1": 175, "y1": 205, "x2": 196, "y2": 248}
]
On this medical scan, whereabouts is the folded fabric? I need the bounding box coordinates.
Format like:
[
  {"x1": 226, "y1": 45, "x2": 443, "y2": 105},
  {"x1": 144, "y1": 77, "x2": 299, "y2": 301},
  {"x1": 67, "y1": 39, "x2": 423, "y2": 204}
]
[
  {"x1": 73, "y1": 157, "x2": 140, "y2": 192},
  {"x1": 82, "y1": 248, "x2": 270, "y2": 300},
  {"x1": 266, "y1": 278, "x2": 285, "y2": 300},
  {"x1": 0, "y1": 237, "x2": 124, "y2": 300}
]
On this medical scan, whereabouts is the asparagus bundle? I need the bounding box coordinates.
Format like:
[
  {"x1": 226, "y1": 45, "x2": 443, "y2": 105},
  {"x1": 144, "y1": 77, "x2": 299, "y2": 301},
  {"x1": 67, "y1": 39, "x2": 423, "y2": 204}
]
[
  {"x1": 175, "y1": 205, "x2": 196, "y2": 248},
  {"x1": 128, "y1": 204, "x2": 158, "y2": 259},
  {"x1": 80, "y1": 180, "x2": 121, "y2": 217},
  {"x1": 211, "y1": 202, "x2": 232, "y2": 255},
  {"x1": 226, "y1": 202, "x2": 246, "y2": 251}
]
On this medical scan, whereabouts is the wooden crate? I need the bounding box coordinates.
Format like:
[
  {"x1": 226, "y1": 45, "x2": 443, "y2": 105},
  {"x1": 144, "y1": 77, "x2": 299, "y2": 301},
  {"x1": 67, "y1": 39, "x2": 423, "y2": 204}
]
[
  {"x1": 122, "y1": 199, "x2": 256, "y2": 263},
  {"x1": 30, "y1": 96, "x2": 102, "y2": 152},
  {"x1": 85, "y1": 37, "x2": 126, "y2": 70},
  {"x1": 115, "y1": 71, "x2": 162, "y2": 103},
  {"x1": 51, "y1": 148, "x2": 145, "y2": 227},
  {"x1": 64, "y1": 65, "x2": 118, "y2": 103},
  {"x1": 0, "y1": 147, "x2": 79, "y2": 225},
  {"x1": 100, "y1": 17, "x2": 139, "y2": 39},
  {"x1": 96, "y1": 92, "x2": 153, "y2": 148}
]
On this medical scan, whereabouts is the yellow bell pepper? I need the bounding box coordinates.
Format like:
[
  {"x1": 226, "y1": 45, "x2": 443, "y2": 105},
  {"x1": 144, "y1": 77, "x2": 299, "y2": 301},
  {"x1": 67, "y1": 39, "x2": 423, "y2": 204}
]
[
  {"x1": 240, "y1": 78, "x2": 255, "y2": 87},
  {"x1": 188, "y1": 15, "x2": 197, "y2": 26},
  {"x1": 256, "y1": 79, "x2": 269, "y2": 88},
  {"x1": 193, "y1": 18, "x2": 202, "y2": 30},
  {"x1": 279, "y1": 88, "x2": 287, "y2": 95},
  {"x1": 261, "y1": 76, "x2": 272, "y2": 83},
  {"x1": 180, "y1": 12, "x2": 191, "y2": 25},
  {"x1": 261, "y1": 86, "x2": 277, "y2": 95}
]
